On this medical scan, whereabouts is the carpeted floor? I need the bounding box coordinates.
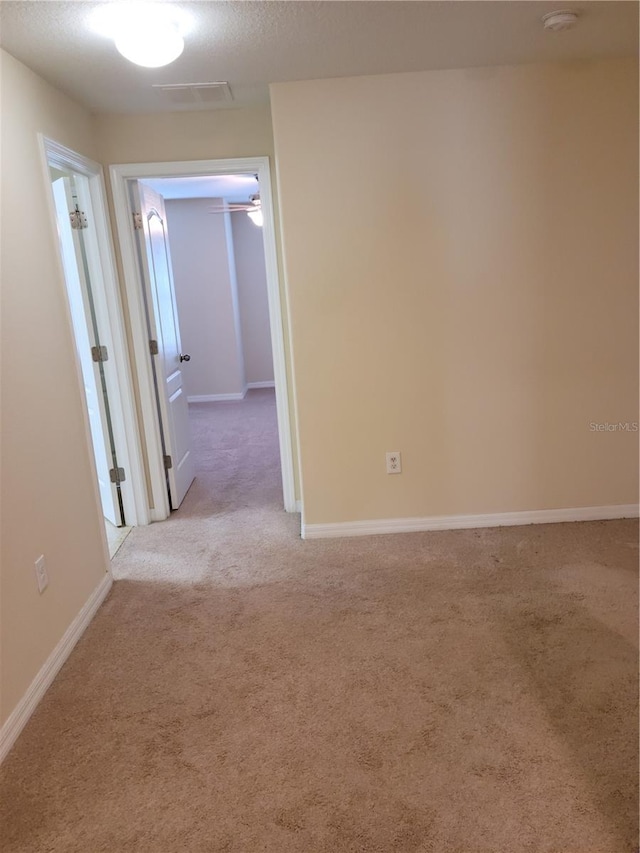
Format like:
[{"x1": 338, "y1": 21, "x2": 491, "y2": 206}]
[{"x1": 1, "y1": 389, "x2": 638, "y2": 852}]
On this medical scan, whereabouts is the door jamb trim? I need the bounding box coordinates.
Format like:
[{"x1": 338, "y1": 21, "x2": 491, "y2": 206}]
[{"x1": 39, "y1": 136, "x2": 149, "y2": 528}]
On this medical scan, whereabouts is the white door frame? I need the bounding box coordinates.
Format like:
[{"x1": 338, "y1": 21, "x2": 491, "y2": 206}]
[
  {"x1": 109, "y1": 157, "x2": 297, "y2": 517},
  {"x1": 39, "y1": 136, "x2": 149, "y2": 526}
]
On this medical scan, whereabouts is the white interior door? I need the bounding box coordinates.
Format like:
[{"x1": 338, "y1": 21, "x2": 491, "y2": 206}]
[
  {"x1": 52, "y1": 176, "x2": 120, "y2": 525},
  {"x1": 130, "y1": 181, "x2": 195, "y2": 509}
]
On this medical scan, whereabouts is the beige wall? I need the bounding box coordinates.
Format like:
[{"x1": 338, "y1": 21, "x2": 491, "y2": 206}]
[
  {"x1": 94, "y1": 106, "x2": 275, "y2": 165},
  {"x1": 165, "y1": 198, "x2": 245, "y2": 398},
  {"x1": 271, "y1": 59, "x2": 639, "y2": 524},
  {"x1": 231, "y1": 211, "x2": 274, "y2": 385},
  {"x1": 0, "y1": 50, "x2": 108, "y2": 724}
]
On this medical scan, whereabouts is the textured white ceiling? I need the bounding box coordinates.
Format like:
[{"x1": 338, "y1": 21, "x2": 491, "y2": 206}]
[
  {"x1": 0, "y1": 1, "x2": 637, "y2": 114},
  {"x1": 144, "y1": 174, "x2": 259, "y2": 201}
]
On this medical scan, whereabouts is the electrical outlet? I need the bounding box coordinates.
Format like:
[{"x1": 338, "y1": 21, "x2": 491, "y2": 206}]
[
  {"x1": 386, "y1": 451, "x2": 402, "y2": 474},
  {"x1": 34, "y1": 555, "x2": 49, "y2": 594}
]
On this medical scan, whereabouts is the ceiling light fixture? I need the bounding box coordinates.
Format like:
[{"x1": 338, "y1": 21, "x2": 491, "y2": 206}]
[
  {"x1": 247, "y1": 208, "x2": 264, "y2": 227},
  {"x1": 246, "y1": 194, "x2": 263, "y2": 226},
  {"x1": 90, "y1": 4, "x2": 188, "y2": 68},
  {"x1": 115, "y1": 21, "x2": 183, "y2": 68},
  {"x1": 542, "y1": 10, "x2": 579, "y2": 32}
]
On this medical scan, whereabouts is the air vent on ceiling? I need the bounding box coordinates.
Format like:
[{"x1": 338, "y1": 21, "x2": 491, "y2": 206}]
[{"x1": 152, "y1": 82, "x2": 233, "y2": 105}]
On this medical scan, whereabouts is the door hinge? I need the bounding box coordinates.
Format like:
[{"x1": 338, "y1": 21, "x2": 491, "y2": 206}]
[
  {"x1": 132, "y1": 212, "x2": 143, "y2": 230},
  {"x1": 149, "y1": 339, "x2": 159, "y2": 355},
  {"x1": 109, "y1": 467, "x2": 126, "y2": 485},
  {"x1": 91, "y1": 345, "x2": 109, "y2": 363},
  {"x1": 70, "y1": 206, "x2": 88, "y2": 230},
  {"x1": 163, "y1": 455, "x2": 173, "y2": 470}
]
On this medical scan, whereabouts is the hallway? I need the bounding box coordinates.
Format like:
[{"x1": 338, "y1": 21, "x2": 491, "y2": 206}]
[
  {"x1": 111, "y1": 387, "x2": 292, "y2": 584},
  {"x1": 184, "y1": 388, "x2": 283, "y2": 516}
]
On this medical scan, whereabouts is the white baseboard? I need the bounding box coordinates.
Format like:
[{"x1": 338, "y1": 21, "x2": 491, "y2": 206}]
[
  {"x1": 0, "y1": 573, "x2": 113, "y2": 764},
  {"x1": 295, "y1": 500, "x2": 303, "y2": 513},
  {"x1": 188, "y1": 391, "x2": 246, "y2": 403},
  {"x1": 301, "y1": 504, "x2": 639, "y2": 540},
  {"x1": 187, "y1": 383, "x2": 275, "y2": 404}
]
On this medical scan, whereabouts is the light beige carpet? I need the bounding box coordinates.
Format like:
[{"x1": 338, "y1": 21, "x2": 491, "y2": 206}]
[{"x1": 1, "y1": 389, "x2": 638, "y2": 852}]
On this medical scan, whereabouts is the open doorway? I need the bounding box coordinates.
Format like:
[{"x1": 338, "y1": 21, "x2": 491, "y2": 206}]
[
  {"x1": 42, "y1": 138, "x2": 149, "y2": 553},
  {"x1": 146, "y1": 174, "x2": 275, "y2": 405},
  {"x1": 110, "y1": 157, "x2": 297, "y2": 524},
  {"x1": 142, "y1": 174, "x2": 281, "y2": 514}
]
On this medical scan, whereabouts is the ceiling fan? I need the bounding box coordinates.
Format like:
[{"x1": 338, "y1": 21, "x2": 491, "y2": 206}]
[
  {"x1": 208, "y1": 190, "x2": 263, "y2": 226},
  {"x1": 208, "y1": 193, "x2": 260, "y2": 213}
]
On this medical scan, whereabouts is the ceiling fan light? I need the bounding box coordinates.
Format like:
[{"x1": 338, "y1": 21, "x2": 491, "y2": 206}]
[{"x1": 247, "y1": 209, "x2": 264, "y2": 227}]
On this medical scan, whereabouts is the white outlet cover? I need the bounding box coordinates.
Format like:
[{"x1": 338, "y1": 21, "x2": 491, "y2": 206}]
[
  {"x1": 35, "y1": 555, "x2": 49, "y2": 593},
  {"x1": 386, "y1": 451, "x2": 402, "y2": 474}
]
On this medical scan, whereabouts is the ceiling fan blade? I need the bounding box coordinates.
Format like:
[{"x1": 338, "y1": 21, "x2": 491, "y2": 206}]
[{"x1": 207, "y1": 202, "x2": 262, "y2": 213}]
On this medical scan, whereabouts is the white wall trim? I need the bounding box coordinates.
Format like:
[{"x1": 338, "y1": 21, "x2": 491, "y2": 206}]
[
  {"x1": 109, "y1": 168, "x2": 171, "y2": 522},
  {"x1": 40, "y1": 136, "x2": 149, "y2": 527},
  {"x1": 109, "y1": 157, "x2": 298, "y2": 515},
  {"x1": 0, "y1": 574, "x2": 113, "y2": 764},
  {"x1": 188, "y1": 392, "x2": 246, "y2": 403},
  {"x1": 246, "y1": 381, "x2": 275, "y2": 390},
  {"x1": 302, "y1": 504, "x2": 639, "y2": 540}
]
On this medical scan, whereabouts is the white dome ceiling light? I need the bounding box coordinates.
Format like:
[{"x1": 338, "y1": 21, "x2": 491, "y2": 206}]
[
  {"x1": 115, "y1": 21, "x2": 183, "y2": 68},
  {"x1": 91, "y1": 4, "x2": 189, "y2": 68},
  {"x1": 542, "y1": 10, "x2": 579, "y2": 32}
]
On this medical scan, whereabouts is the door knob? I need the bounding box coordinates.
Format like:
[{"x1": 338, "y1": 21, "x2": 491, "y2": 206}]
[{"x1": 179, "y1": 353, "x2": 191, "y2": 362}]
